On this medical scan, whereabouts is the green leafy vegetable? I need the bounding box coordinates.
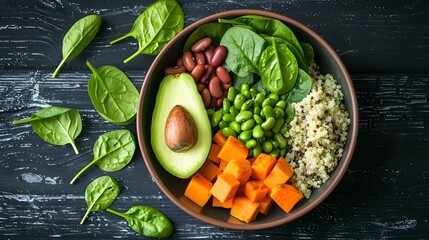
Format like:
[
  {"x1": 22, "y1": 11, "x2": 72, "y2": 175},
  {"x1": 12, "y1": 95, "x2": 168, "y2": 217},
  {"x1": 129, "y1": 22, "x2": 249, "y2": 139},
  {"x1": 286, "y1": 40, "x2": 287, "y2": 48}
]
[
  {"x1": 233, "y1": 74, "x2": 254, "y2": 90},
  {"x1": 251, "y1": 80, "x2": 269, "y2": 96},
  {"x1": 285, "y1": 69, "x2": 314, "y2": 103},
  {"x1": 12, "y1": 106, "x2": 82, "y2": 154},
  {"x1": 106, "y1": 206, "x2": 173, "y2": 238},
  {"x1": 86, "y1": 61, "x2": 139, "y2": 125},
  {"x1": 285, "y1": 103, "x2": 295, "y2": 122},
  {"x1": 300, "y1": 40, "x2": 314, "y2": 67},
  {"x1": 259, "y1": 41, "x2": 298, "y2": 95},
  {"x1": 183, "y1": 23, "x2": 231, "y2": 51},
  {"x1": 70, "y1": 130, "x2": 136, "y2": 184},
  {"x1": 110, "y1": 0, "x2": 185, "y2": 63},
  {"x1": 220, "y1": 26, "x2": 266, "y2": 77},
  {"x1": 81, "y1": 176, "x2": 120, "y2": 225},
  {"x1": 52, "y1": 15, "x2": 101, "y2": 78}
]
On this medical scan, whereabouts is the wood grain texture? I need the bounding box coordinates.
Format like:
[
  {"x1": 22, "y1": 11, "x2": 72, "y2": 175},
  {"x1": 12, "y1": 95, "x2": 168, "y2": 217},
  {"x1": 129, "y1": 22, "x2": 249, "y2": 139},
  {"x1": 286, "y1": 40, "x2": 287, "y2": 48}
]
[{"x1": 1, "y1": 0, "x2": 429, "y2": 239}]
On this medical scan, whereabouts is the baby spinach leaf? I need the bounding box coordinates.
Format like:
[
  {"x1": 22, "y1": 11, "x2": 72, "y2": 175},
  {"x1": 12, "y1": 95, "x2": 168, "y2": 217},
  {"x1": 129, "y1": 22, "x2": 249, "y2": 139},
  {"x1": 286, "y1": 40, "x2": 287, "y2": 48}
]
[
  {"x1": 12, "y1": 106, "x2": 82, "y2": 154},
  {"x1": 220, "y1": 26, "x2": 266, "y2": 77},
  {"x1": 183, "y1": 23, "x2": 231, "y2": 51},
  {"x1": 259, "y1": 40, "x2": 298, "y2": 95},
  {"x1": 251, "y1": 80, "x2": 269, "y2": 96},
  {"x1": 86, "y1": 61, "x2": 139, "y2": 125},
  {"x1": 285, "y1": 68, "x2": 314, "y2": 103},
  {"x1": 81, "y1": 176, "x2": 120, "y2": 225},
  {"x1": 285, "y1": 103, "x2": 295, "y2": 122},
  {"x1": 52, "y1": 15, "x2": 101, "y2": 78},
  {"x1": 231, "y1": 15, "x2": 304, "y2": 59},
  {"x1": 110, "y1": 0, "x2": 184, "y2": 63},
  {"x1": 106, "y1": 206, "x2": 173, "y2": 238},
  {"x1": 70, "y1": 130, "x2": 136, "y2": 184},
  {"x1": 233, "y1": 74, "x2": 254, "y2": 90},
  {"x1": 300, "y1": 40, "x2": 314, "y2": 67}
]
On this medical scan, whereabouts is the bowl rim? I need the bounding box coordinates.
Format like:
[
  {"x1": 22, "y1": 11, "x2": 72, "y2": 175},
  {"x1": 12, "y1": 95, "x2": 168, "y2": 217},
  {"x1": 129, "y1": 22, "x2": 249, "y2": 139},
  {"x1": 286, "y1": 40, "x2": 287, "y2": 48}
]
[{"x1": 137, "y1": 9, "x2": 359, "y2": 230}]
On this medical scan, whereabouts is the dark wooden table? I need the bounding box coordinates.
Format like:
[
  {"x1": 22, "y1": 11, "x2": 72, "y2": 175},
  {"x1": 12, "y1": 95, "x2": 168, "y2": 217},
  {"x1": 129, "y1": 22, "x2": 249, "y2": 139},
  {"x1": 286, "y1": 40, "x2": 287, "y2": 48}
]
[{"x1": 1, "y1": 0, "x2": 428, "y2": 239}]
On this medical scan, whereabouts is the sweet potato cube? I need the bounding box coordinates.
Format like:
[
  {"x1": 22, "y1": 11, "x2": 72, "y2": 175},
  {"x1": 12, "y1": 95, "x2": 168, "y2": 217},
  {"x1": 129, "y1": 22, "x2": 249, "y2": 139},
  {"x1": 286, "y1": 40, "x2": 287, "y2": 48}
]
[
  {"x1": 217, "y1": 136, "x2": 248, "y2": 162},
  {"x1": 212, "y1": 197, "x2": 233, "y2": 208},
  {"x1": 263, "y1": 157, "x2": 294, "y2": 189},
  {"x1": 198, "y1": 160, "x2": 218, "y2": 182},
  {"x1": 207, "y1": 144, "x2": 222, "y2": 164},
  {"x1": 230, "y1": 196, "x2": 260, "y2": 223},
  {"x1": 244, "y1": 180, "x2": 268, "y2": 202},
  {"x1": 270, "y1": 184, "x2": 303, "y2": 213},
  {"x1": 258, "y1": 196, "x2": 273, "y2": 214},
  {"x1": 184, "y1": 173, "x2": 213, "y2": 207},
  {"x1": 213, "y1": 130, "x2": 227, "y2": 147},
  {"x1": 217, "y1": 160, "x2": 228, "y2": 176},
  {"x1": 251, "y1": 153, "x2": 276, "y2": 180},
  {"x1": 210, "y1": 173, "x2": 240, "y2": 203},
  {"x1": 223, "y1": 159, "x2": 252, "y2": 186}
]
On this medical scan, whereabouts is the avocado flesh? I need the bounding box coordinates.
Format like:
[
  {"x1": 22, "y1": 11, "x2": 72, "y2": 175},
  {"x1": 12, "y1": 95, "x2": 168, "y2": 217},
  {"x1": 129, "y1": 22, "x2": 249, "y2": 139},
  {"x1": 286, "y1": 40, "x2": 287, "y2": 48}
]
[{"x1": 151, "y1": 73, "x2": 212, "y2": 178}]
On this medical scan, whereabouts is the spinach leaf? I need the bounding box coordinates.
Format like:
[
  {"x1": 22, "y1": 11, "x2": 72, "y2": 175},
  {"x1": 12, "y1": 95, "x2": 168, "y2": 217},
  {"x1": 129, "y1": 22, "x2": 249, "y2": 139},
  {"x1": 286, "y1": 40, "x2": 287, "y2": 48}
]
[
  {"x1": 259, "y1": 40, "x2": 298, "y2": 95},
  {"x1": 285, "y1": 103, "x2": 295, "y2": 122},
  {"x1": 251, "y1": 80, "x2": 269, "y2": 96},
  {"x1": 70, "y1": 130, "x2": 136, "y2": 184},
  {"x1": 233, "y1": 74, "x2": 254, "y2": 90},
  {"x1": 220, "y1": 26, "x2": 266, "y2": 77},
  {"x1": 107, "y1": 206, "x2": 173, "y2": 238},
  {"x1": 231, "y1": 15, "x2": 304, "y2": 59},
  {"x1": 285, "y1": 68, "x2": 314, "y2": 103},
  {"x1": 12, "y1": 106, "x2": 82, "y2": 154},
  {"x1": 86, "y1": 61, "x2": 139, "y2": 125},
  {"x1": 183, "y1": 23, "x2": 231, "y2": 52},
  {"x1": 110, "y1": 0, "x2": 184, "y2": 63},
  {"x1": 300, "y1": 40, "x2": 314, "y2": 67},
  {"x1": 81, "y1": 176, "x2": 120, "y2": 224},
  {"x1": 52, "y1": 15, "x2": 101, "y2": 78}
]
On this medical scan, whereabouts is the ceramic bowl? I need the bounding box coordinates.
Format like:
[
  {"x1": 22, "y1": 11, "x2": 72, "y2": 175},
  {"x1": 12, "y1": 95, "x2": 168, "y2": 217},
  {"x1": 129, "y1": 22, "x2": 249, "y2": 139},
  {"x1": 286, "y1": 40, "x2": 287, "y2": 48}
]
[{"x1": 136, "y1": 9, "x2": 358, "y2": 230}]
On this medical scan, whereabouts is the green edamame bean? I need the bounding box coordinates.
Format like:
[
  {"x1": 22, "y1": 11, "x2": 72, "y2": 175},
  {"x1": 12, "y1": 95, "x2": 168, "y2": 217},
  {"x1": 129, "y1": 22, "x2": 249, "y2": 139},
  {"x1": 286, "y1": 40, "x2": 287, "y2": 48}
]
[
  {"x1": 272, "y1": 118, "x2": 285, "y2": 133},
  {"x1": 269, "y1": 148, "x2": 280, "y2": 158},
  {"x1": 222, "y1": 127, "x2": 236, "y2": 138},
  {"x1": 229, "y1": 106, "x2": 239, "y2": 116},
  {"x1": 241, "y1": 99, "x2": 253, "y2": 111},
  {"x1": 233, "y1": 93, "x2": 246, "y2": 109},
  {"x1": 262, "y1": 141, "x2": 273, "y2": 153},
  {"x1": 235, "y1": 111, "x2": 252, "y2": 123},
  {"x1": 223, "y1": 98, "x2": 231, "y2": 113},
  {"x1": 240, "y1": 83, "x2": 250, "y2": 93},
  {"x1": 250, "y1": 89, "x2": 259, "y2": 98},
  {"x1": 253, "y1": 105, "x2": 261, "y2": 115},
  {"x1": 274, "y1": 133, "x2": 287, "y2": 148},
  {"x1": 246, "y1": 139, "x2": 257, "y2": 149},
  {"x1": 253, "y1": 114, "x2": 263, "y2": 124},
  {"x1": 222, "y1": 113, "x2": 235, "y2": 122},
  {"x1": 280, "y1": 148, "x2": 287, "y2": 157},
  {"x1": 255, "y1": 93, "x2": 265, "y2": 106},
  {"x1": 261, "y1": 117, "x2": 275, "y2": 130},
  {"x1": 285, "y1": 103, "x2": 295, "y2": 122},
  {"x1": 262, "y1": 106, "x2": 275, "y2": 119},
  {"x1": 241, "y1": 119, "x2": 255, "y2": 131},
  {"x1": 218, "y1": 120, "x2": 228, "y2": 129},
  {"x1": 269, "y1": 139, "x2": 279, "y2": 148},
  {"x1": 252, "y1": 125, "x2": 264, "y2": 139},
  {"x1": 207, "y1": 109, "x2": 215, "y2": 116},
  {"x1": 256, "y1": 136, "x2": 266, "y2": 144},
  {"x1": 253, "y1": 143, "x2": 262, "y2": 157},
  {"x1": 267, "y1": 93, "x2": 279, "y2": 102},
  {"x1": 280, "y1": 125, "x2": 288, "y2": 135},
  {"x1": 262, "y1": 98, "x2": 276, "y2": 107},
  {"x1": 238, "y1": 130, "x2": 252, "y2": 142},
  {"x1": 229, "y1": 121, "x2": 241, "y2": 133},
  {"x1": 243, "y1": 90, "x2": 251, "y2": 99},
  {"x1": 275, "y1": 100, "x2": 286, "y2": 109},
  {"x1": 210, "y1": 110, "x2": 223, "y2": 127},
  {"x1": 264, "y1": 130, "x2": 273, "y2": 138},
  {"x1": 227, "y1": 87, "x2": 237, "y2": 101},
  {"x1": 274, "y1": 107, "x2": 285, "y2": 119}
]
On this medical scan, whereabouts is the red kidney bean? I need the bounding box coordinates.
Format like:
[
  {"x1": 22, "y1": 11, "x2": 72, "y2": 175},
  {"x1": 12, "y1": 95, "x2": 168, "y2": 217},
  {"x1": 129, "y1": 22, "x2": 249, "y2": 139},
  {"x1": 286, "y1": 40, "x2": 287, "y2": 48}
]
[
  {"x1": 182, "y1": 51, "x2": 196, "y2": 72},
  {"x1": 176, "y1": 57, "x2": 183, "y2": 66},
  {"x1": 203, "y1": 45, "x2": 215, "y2": 66},
  {"x1": 221, "y1": 82, "x2": 232, "y2": 91},
  {"x1": 197, "y1": 83, "x2": 205, "y2": 93},
  {"x1": 215, "y1": 66, "x2": 231, "y2": 84},
  {"x1": 210, "y1": 46, "x2": 227, "y2": 67},
  {"x1": 199, "y1": 64, "x2": 214, "y2": 84},
  {"x1": 209, "y1": 96, "x2": 217, "y2": 109},
  {"x1": 191, "y1": 64, "x2": 205, "y2": 82},
  {"x1": 191, "y1": 37, "x2": 212, "y2": 52},
  {"x1": 201, "y1": 88, "x2": 211, "y2": 108},
  {"x1": 209, "y1": 76, "x2": 222, "y2": 98},
  {"x1": 164, "y1": 65, "x2": 185, "y2": 75},
  {"x1": 216, "y1": 97, "x2": 224, "y2": 108},
  {"x1": 194, "y1": 52, "x2": 206, "y2": 65}
]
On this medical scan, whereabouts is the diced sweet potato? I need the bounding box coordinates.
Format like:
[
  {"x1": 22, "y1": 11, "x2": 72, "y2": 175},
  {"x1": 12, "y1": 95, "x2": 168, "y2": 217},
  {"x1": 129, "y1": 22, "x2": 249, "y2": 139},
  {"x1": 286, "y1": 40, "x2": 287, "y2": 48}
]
[
  {"x1": 244, "y1": 180, "x2": 268, "y2": 202},
  {"x1": 184, "y1": 173, "x2": 213, "y2": 207},
  {"x1": 210, "y1": 173, "x2": 240, "y2": 203},
  {"x1": 258, "y1": 195, "x2": 273, "y2": 214},
  {"x1": 207, "y1": 143, "x2": 222, "y2": 164},
  {"x1": 251, "y1": 153, "x2": 276, "y2": 180},
  {"x1": 223, "y1": 159, "x2": 252, "y2": 186},
  {"x1": 263, "y1": 157, "x2": 294, "y2": 189},
  {"x1": 212, "y1": 197, "x2": 233, "y2": 209},
  {"x1": 217, "y1": 160, "x2": 228, "y2": 176},
  {"x1": 217, "y1": 136, "x2": 248, "y2": 162},
  {"x1": 230, "y1": 196, "x2": 260, "y2": 223},
  {"x1": 213, "y1": 130, "x2": 227, "y2": 147},
  {"x1": 197, "y1": 160, "x2": 218, "y2": 182},
  {"x1": 270, "y1": 184, "x2": 303, "y2": 213}
]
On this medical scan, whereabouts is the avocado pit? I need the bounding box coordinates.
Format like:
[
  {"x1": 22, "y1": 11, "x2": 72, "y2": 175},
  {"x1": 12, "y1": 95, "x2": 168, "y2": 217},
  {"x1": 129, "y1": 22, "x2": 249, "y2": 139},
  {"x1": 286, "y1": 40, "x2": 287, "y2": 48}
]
[{"x1": 164, "y1": 105, "x2": 198, "y2": 152}]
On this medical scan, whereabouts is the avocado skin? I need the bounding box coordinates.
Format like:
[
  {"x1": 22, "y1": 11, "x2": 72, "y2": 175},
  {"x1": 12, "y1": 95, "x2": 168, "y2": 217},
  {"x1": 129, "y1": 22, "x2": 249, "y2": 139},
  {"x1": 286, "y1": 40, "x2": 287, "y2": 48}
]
[{"x1": 151, "y1": 73, "x2": 212, "y2": 178}]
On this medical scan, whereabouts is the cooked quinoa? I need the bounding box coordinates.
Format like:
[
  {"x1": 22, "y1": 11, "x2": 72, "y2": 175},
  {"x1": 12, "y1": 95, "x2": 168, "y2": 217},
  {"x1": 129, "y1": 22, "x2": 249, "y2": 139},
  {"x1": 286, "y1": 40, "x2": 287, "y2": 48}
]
[{"x1": 285, "y1": 63, "x2": 350, "y2": 198}]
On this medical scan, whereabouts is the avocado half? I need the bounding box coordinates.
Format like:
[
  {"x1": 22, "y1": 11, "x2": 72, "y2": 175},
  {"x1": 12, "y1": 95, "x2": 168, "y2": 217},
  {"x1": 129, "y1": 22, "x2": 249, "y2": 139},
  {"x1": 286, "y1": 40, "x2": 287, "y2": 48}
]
[{"x1": 151, "y1": 73, "x2": 212, "y2": 178}]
